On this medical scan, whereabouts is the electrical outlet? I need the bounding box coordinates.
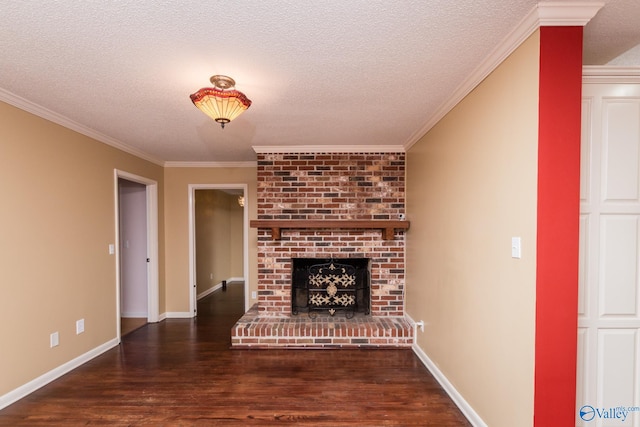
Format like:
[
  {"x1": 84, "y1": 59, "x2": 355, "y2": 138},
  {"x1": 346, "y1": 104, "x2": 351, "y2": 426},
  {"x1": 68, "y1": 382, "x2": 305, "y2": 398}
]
[
  {"x1": 251, "y1": 291, "x2": 257, "y2": 299},
  {"x1": 76, "y1": 319, "x2": 85, "y2": 334},
  {"x1": 50, "y1": 332, "x2": 59, "y2": 348}
]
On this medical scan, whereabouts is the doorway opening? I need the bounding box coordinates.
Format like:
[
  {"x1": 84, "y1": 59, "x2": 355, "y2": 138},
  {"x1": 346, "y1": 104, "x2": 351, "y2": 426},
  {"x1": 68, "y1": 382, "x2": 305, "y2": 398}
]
[
  {"x1": 114, "y1": 170, "x2": 159, "y2": 340},
  {"x1": 189, "y1": 184, "x2": 249, "y2": 317}
]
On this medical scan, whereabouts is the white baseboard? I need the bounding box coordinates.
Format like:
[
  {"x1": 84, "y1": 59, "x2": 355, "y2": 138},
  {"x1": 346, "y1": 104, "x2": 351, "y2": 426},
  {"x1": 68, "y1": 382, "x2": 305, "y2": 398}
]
[
  {"x1": 405, "y1": 313, "x2": 486, "y2": 426},
  {"x1": 197, "y1": 277, "x2": 245, "y2": 300},
  {"x1": 121, "y1": 311, "x2": 147, "y2": 318},
  {"x1": 164, "y1": 312, "x2": 193, "y2": 318},
  {"x1": 1, "y1": 311, "x2": 484, "y2": 424},
  {"x1": 197, "y1": 283, "x2": 222, "y2": 300},
  {"x1": 0, "y1": 338, "x2": 119, "y2": 411},
  {"x1": 410, "y1": 341, "x2": 487, "y2": 427}
]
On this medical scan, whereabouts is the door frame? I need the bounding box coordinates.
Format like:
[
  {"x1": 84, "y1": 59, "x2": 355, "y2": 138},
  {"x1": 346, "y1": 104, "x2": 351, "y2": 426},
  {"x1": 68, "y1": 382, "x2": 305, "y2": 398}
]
[
  {"x1": 114, "y1": 170, "x2": 160, "y2": 341},
  {"x1": 188, "y1": 183, "x2": 249, "y2": 316}
]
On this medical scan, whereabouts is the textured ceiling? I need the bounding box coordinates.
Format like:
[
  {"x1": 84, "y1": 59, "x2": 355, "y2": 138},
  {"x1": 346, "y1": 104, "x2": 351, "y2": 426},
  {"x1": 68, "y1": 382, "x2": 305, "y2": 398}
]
[
  {"x1": 583, "y1": 0, "x2": 640, "y2": 64},
  {"x1": 1, "y1": 1, "x2": 638, "y2": 164}
]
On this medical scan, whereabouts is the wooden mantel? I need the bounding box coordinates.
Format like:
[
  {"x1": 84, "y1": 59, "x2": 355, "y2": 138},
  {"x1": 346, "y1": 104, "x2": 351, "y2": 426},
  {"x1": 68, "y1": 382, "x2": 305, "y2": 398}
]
[{"x1": 249, "y1": 220, "x2": 410, "y2": 241}]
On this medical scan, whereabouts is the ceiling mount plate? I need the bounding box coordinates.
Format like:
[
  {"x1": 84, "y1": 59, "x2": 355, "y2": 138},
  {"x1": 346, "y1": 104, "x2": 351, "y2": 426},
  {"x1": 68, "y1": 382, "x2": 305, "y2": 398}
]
[{"x1": 209, "y1": 75, "x2": 236, "y2": 90}]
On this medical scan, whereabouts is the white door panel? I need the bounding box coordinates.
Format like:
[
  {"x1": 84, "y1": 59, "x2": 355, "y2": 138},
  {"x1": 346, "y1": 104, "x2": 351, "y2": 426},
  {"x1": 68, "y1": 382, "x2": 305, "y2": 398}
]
[
  {"x1": 579, "y1": 214, "x2": 590, "y2": 317},
  {"x1": 601, "y1": 100, "x2": 640, "y2": 203},
  {"x1": 582, "y1": 97, "x2": 594, "y2": 204},
  {"x1": 599, "y1": 215, "x2": 639, "y2": 317},
  {"x1": 578, "y1": 80, "x2": 640, "y2": 427},
  {"x1": 597, "y1": 330, "x2": 637, "y2": 405},
  {"x1": 577, "y1": 327, "x2": 590, "y2": 411}
]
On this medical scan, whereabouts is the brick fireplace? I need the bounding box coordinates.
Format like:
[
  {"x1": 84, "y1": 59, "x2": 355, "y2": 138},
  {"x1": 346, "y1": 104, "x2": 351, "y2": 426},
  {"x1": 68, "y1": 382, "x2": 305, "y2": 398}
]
[{"x1": 231, "y1": 152, "x2": 413, "y2": 348}]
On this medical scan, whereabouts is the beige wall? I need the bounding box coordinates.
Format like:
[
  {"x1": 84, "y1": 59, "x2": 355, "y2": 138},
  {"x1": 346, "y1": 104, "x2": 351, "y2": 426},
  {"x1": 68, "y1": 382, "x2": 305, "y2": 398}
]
[
  {"x1": 1, "y1": 33, "x2": 541, "y2": 421},
  {"x1": 0, "y1": 101, "x2": 164, "y2": 395},
  {"x1": 164, "y1": 167, "x2": 257, "y2": 313},
  {"x1": 406, "y1": 32, "x2": 539, "y2": 427},
  {"x1": 195, "y1": 190, "x2": 244, "y2": 295}
]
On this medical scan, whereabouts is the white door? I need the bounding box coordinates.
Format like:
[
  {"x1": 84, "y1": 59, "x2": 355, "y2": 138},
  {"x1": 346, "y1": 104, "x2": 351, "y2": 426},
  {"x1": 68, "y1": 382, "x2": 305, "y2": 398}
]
[
  {"x1": 578, "y1": 72, "x2": 640, "y2": 427},
  {"x1": 118, "y1": 179, "x2": 148, "y2": 319}
]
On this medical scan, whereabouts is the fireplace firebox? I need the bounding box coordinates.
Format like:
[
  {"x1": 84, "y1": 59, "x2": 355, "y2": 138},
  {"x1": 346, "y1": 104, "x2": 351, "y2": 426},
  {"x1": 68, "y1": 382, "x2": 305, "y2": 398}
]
[{"x1": 291, "y1": 258, "x2": 370, "y2": 318}]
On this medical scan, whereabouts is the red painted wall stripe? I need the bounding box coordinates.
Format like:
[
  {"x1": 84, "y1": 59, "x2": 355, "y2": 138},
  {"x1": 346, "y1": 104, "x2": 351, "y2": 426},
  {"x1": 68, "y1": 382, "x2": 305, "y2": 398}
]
[{"x1": 535, "y1": 26, "x2": 583, "y2": 426}]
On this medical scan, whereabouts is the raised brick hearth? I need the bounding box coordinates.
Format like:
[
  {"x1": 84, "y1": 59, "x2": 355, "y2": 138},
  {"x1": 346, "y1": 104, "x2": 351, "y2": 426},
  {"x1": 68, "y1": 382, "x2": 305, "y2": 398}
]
[
  {"x1": 232, "y1": 304, "x2": 413, "y2": 348},
  {"x1": 231, "y1": 152, "x2": 412, "y2": 348}
]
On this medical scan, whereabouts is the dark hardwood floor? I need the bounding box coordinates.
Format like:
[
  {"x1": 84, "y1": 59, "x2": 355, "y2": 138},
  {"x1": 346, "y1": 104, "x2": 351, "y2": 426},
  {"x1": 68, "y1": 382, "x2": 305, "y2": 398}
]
[
  {"x1": 120, "y1": 317, "x2": 147, "y2": 336},
  {"x1": 0, "y1": 283, "x2": 471, "y2": 426}
]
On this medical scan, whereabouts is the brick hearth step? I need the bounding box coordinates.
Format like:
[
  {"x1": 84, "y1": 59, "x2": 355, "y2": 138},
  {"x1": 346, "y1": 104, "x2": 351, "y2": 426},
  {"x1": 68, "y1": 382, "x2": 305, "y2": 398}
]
[{"x1": 231, "y1": 304, "x2": 414, "y2": 348}]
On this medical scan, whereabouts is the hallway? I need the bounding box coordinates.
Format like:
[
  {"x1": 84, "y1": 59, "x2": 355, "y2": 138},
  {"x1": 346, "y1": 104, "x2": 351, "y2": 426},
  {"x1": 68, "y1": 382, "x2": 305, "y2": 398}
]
[{"x1": 0, "y1": 283, "x2": 470, "y2": 426}]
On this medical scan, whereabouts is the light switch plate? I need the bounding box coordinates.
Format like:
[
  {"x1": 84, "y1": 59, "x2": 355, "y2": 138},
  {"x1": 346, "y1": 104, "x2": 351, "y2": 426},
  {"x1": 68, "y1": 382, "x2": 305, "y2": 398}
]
[
  {"x1": 512, "y1": 237, "x2": 522, "y2": 259},
  {"x1": 50, "y1": 332, "x2": 59, "y2": 348}
]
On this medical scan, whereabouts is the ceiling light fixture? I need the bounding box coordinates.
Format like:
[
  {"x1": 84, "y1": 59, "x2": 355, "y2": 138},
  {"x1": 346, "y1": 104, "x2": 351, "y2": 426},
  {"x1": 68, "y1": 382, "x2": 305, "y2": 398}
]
[{"x1": 190, "y1": 75, "x2": 252, "y2": 129}]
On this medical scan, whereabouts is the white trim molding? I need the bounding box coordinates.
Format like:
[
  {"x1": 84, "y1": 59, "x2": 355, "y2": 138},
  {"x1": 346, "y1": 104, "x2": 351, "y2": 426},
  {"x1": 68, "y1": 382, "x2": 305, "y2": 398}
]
[
  {"x1": 164, "y1": 161, "x2": 257, "y2": 168},
  {"x1": 188, "y1": 184, "x2": 251, "y2": 313},
  {"x1": 583, "y1": 66, "x2": 640, "y2": 83},
  {"x1": 197, "y1": 283, "x2": 224, "y2": 300},
  {"x1": 537, "y1": 1, "x2": 605, "y2": 26},
  {"x1": 403, "y1": 1, "x2": 604, "y2": 152},
  {"x1": 411, "y1": 343, "x2": 488, "y2": 427},
  {"x1": 252, "y1": 145, "x2": 405, "y2": 154},
  {"x1": 0, "y1": 338, "x2": 119, "y2": 411},
  {"x1": 121, "y1": 312, "x2": 149, "y2": 318},
  {"x1": 0, "y1": 88, "x2": 163, "y2": 166},
  {"x1": 196, "y1": 278, "x2": 245, "y2": 300},
  {"x1": 405, "y1": 313, "x2": 486, "y2": 426},
  {"x1": 164, "y1": 312, "x2": 194, "y2": 318},
  {"x1": 114, "y1": 170, "x2": 160, "y2": 329}
]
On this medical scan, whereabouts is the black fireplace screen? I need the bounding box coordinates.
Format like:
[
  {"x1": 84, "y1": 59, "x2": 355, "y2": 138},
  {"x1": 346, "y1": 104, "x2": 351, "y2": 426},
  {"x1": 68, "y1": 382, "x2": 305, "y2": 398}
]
[{"x1": 291, "y1": 258, "x2": 370, "y2": 318}]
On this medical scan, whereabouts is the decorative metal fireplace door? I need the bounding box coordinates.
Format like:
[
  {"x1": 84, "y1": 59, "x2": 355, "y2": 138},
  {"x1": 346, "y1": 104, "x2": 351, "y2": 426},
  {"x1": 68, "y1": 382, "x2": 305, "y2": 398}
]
[{"x1": 307, "y1": 261, "x2": 357, "y2": 318}]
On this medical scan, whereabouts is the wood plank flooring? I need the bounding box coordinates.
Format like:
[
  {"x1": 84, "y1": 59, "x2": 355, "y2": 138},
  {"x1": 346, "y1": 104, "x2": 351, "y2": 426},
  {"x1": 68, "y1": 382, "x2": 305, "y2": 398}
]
[
  {"x1": 0, "y1": 283, "x2": 471, "y2": 426},
  {"x1": 120, "y1": 317, "x2": 147, "y2": 336}
]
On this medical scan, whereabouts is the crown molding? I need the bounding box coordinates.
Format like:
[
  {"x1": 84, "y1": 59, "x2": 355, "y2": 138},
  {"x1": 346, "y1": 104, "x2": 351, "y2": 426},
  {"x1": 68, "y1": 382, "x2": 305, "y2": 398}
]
[
  {"x1": 164, "y1": 161, "x2": 257, "y2": 168},
  {"x1": 0, "y1": 88, "x2": 164, "y2": 166},
  {"x1": 403, "y1": 1, "x2": 604, "y2": 152},
  {"x1": 252, "y1": 145, "x2": 405, "y2": 154},
  {"x1": 537, "y1": 1, "x2": 604, "y2": 26},
  {"x1": 583, "y1": 66, "x2": 640, "y2": 83}
]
